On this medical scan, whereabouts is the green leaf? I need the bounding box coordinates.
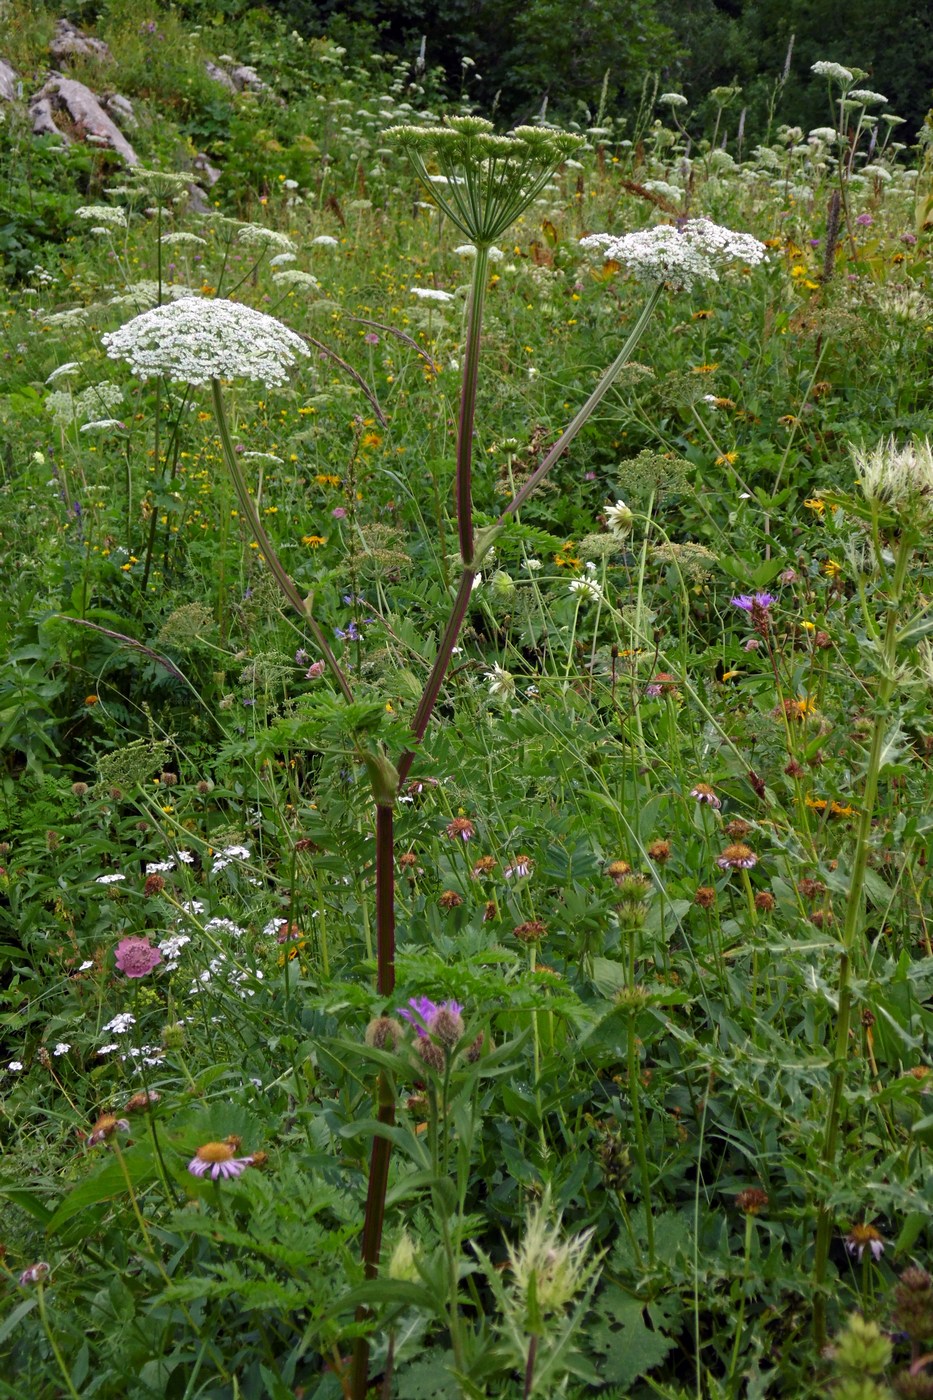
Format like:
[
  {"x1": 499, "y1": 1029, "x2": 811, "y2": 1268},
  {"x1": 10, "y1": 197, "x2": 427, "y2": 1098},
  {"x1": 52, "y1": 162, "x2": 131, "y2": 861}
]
[
  {"x1": 586, "y1": 1286, "x2": 675, "y2": 1386},
  {"x1": 45, "y1": 1143, "x2": 157, "y2": 1234}
]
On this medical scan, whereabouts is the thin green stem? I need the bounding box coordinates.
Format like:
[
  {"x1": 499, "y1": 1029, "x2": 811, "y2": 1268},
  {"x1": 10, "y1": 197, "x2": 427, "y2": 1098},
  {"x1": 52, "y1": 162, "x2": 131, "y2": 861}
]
[
  {"x1": 456, "y1": 245, "x2": 489, "y2": 565},
  {"x1": 210, "y1": 378, "x2": 354, "y2": 704},
  {"x1": 812, "y1": 529, "x2": 914, "y2": 1345},
  {"x1": 36, "y1": 1283, "x2": 81, "y2": 1400}
]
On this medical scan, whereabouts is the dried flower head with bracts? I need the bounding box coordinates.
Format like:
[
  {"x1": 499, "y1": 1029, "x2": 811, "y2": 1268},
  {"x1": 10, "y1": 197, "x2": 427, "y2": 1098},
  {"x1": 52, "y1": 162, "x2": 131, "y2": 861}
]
[
  {"x1": 580, "y1": 218, "x2": 766, "y2": 292},
  {"x1": 717, "y1": 843, "x2": 758, "y2": 870},
  {"x1": 845, "y1": 1222, "x2": 885, "y2": 1262},
  {"x1": 102, "y1": 298, "x2": 310, "y2": 388},
  {"x1": 387, "y1": 116, "x2": 581, "y2": 246}
]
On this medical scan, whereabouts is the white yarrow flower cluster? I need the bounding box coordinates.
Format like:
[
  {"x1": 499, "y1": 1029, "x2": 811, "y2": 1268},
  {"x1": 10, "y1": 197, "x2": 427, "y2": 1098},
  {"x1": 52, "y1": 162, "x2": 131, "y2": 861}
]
[
  {"x1": 579, "y1": 218, "x2": 766, "y2": 292},
  {"x1": 102, "y1": 298, "x2": 311, "y2": 388},
  {"x1": 811, "y1": 61, "x2": 853, "y2": 83}
]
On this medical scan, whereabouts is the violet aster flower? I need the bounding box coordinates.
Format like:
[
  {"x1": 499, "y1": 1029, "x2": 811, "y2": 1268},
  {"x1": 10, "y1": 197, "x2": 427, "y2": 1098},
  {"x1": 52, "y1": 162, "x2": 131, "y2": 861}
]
[
  {"x1": 731, "y1": 593, "x2": 775, "y2": 612},
  {"x1": 188, "y1": 1141, "x2": 255, "y2": 1180},
  {"x1": 114, "y1": 936, "x2": 162, "y2": 978}
]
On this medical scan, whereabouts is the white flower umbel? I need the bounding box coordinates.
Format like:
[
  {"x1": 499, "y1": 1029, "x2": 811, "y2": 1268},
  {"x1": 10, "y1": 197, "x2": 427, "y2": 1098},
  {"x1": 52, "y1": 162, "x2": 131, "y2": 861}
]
[
  {"x1": 853, "y1": 437, "x2": 933, "y2": 519},
  {"x1": 75, "y1": 205, "x2": 127, "y2": 228},
  {"x1": 811, "y1": 61, "x2": 853, "y2": 83},
  {"x1": 272, "y1": 269, "x2": 320, "y2": 289},
  {"x1": 410, "y1": 286, "x2": 455, "y2": 303},
  {"x1": 580, "y1": 218, "x2": 766, "y2": 292},
  {"x1": 310, "y1": 235, "x2": 339, "y2": 248},
  {"x1": 659, "y1": 92, "x2": 688, "y2": 106},
  {"x1": 102, "y1": 298, "x2": 311, "y2": 388},
  {"x1": 848, "y1": 89, "x2": 888, "y2": 105},
  {"x1": 46, "y1": 362, "x2": 81, "y2": 384}
]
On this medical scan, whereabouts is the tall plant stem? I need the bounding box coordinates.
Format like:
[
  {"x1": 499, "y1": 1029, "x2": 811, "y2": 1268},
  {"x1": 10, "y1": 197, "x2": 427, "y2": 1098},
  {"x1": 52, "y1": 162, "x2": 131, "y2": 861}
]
[
  {"x1": 456, "y1": 246, "x2": 489, "y2": 565},
  {"x1": 210, "y1": 378, "x2": 354, "y2": 704},
  {"x1": 398, "y1": 283, "x2": 665, "y2": 787},
  {"x1": 351, "y1": 1066, "x2": 396, "y2": 1400},
  {"x1": 627, "y1": 1009, "x2": 656, "y2": 1268},
  {"x1": 497, "y1": 282, "x2": 664, "y2": 526},
  {"x1": 811, "y1": 530, "x2": 913, "y2": 1346}
]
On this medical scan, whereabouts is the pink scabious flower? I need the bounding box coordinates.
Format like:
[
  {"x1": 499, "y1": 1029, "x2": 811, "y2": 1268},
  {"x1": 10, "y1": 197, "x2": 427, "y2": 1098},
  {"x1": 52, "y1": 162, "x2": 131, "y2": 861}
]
[
  {"x1": 188, "y1": 1140, "x2": 255, "y2": 1180},
  {"x1": 114, "y1": 936, "x2": 162, "y2": 978}
]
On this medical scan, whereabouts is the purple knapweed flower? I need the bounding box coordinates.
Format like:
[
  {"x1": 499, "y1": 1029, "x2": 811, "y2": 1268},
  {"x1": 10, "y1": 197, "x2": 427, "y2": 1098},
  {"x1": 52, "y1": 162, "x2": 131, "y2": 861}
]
[
  {"x1": 399, "y1": 996, "x2": 464, "y2": 1040},
  {"x1": 731, "y1": 593, "x2": 775, "y2": 612},
  {"x1": 855, "y1": 213, "x2": 873, "y2": 227}
]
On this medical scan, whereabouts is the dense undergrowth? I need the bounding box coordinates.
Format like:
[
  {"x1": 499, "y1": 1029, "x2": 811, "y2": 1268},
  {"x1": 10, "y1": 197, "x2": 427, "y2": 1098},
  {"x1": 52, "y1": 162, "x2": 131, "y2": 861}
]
[{"x1": 1, "y1": 3, "x2": 933, "y2": 1396}]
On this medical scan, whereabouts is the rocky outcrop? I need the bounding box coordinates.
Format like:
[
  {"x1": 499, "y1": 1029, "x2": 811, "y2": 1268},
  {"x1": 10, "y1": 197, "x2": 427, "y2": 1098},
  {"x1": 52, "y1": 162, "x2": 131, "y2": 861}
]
[
  {"x1": 29, "y1": 75, "x2": 139, "y2": 163},
  {"x1": 102, "y1": 92, "x2": 136, "y2": 128},
  {"x1": 49, "y1": 19, "x2": 112, "y2": 65},
  {"x1": 205, "y1": 60, "x2": 237, "y2": 93},
  {"x1": 205, "y1": 57, "x2": 274, "y2": 97},
  {"x1": 0, "y1": 58, "x2": 18, "y2": 103}
]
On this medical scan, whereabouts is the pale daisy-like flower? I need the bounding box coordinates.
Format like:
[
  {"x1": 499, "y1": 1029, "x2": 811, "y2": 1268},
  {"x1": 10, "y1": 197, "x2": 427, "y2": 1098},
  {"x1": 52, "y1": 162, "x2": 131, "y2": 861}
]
[
  {"x1": 605, "y1": 499, "x2": 634, "y2": 537},
  {"x1": 811, "y1": 61, "x2": 853, "y2": 83},
  {"x1": 204, "y1": 917, "x2": 245, "y2": 938},
  {"x1": 580, "y1": 219, "x2": 766, "y2": 293},
  {"x1": 569, "y1": 577, "x2": 603, "y2": 602},
  {"x1": 410, "y1": 286, "x2": 455, "y2": 303},
  {"x1": 188, "y1": 1140, "x2": 255, "y2": 1180},
  {"x1": 488, "y1": 664, "x2": 516, "y2": 699},
  {"x1": 102, "y1": 298, "x2": 311, "y2": 388}
]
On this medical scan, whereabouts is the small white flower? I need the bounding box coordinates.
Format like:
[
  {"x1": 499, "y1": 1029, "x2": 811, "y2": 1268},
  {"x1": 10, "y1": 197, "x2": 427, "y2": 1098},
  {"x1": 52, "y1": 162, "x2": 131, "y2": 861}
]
[
  {"x1": 569, "y1": 577, "x2": 603, "y2": 602},
  {"x1": 97, "y1": 1044, "x2": 119, "y2": 1055},
  {"x1": 146, "y1": 860, "x2": 175, "y2": 874},
  {"x1": 176, "y1": 850, "x2": 195, "y2": 864},
  {"x1": 488, "y1": 664, "x2": 516, "y2": 699},
  {"x1": 80, "y1": 419, "x2": 126, "y2": 433},
  {"x1": 96, "y1": 872, "x2": 126, "y2": 885},
  {"x1": 310, "y1": 235, "x2": 339, "y2": 247},
  {"x1": 605, "y1": 500, "x2": 634, "y2": 537},
  {"x1": 102, "y1": 1013, "x2": 136, "y2": 1035},
  {"x1": 75, "y1": 205, "x2": 127, "y2": 228},
  {"x1": 580, "y1": 218, "x2": 766, "y2": 293},
  {"x1": 7, "y1": 1061, "x2": 23, "y2": 1072},
  {"x1": 78, "y1": 960, "x2": 94, "y2": 972},
  {"x1": 524, "y1": 558, "x2": 542, "y2": 571},
  {"x1": 272, "y1": 269, "x2": 320, "y2": 289},
  {"x1": 53, "y1": 1043, "x2": 71, "y2": 1056}
]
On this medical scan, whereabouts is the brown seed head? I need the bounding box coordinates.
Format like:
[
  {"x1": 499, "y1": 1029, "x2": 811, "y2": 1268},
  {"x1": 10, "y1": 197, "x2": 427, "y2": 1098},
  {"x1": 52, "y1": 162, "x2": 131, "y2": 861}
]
[
  {"x1": 513, "y1": 919, "x2": 547, "y2": 944},
  {"x1": 472, "y1": 855, "x2": 498, "y2": 878},
  {"x1": 724, "y1": 819, "x2": 751, "y2": 840},
  {"x1": 144, "y1": 873, "x2": 165, "y2": 897},
  {"x1": 438, "y1": 890, "x2": 463, "y2": 910},
  {"x1": 754, "y1": 890, "x2": 776, "y2": 912},
  {"x1": 694, "y1": 886, "x2": 716, "y2": 908},
  {"x1": 647, "y1": 840, "x2": 671, "y2": 863},
  {"x1": 736, "y1": 1187, "x2": 769, "y2": 1215}
]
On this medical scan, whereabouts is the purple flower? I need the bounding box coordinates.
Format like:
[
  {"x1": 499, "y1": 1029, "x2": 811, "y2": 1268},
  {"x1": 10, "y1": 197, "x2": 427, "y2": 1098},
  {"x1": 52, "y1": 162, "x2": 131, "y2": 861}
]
[
  {"x1": 364, "y1": 332, "x2": 380, "y2": 345},
  {"x1": 188, "y1": 1142, "x2": 255, "y2": 1180},
  {"x1": 901, "y1": 232, "x2": 918, "y2": 246},
  {"x1": 114, "y1": 936, "x2": 162, "y2": 978},
  {"x1": 855, "y1": 213, "x2": 873, "y2": 227},
  {"x1": 399, "y1": 996, "x2": 464, "y2": 1038},
  {"x1": 332, "y1": 506, "x2": 347, "y2": 519},
  {"x1": 305, "y1": 660, "x2": 326, "y2": 679},
  {"x1": 335, "y1": 622, "x2": 360, "y2": 641},
  {"x1": 731, "y1": 593, "x2": 775, "y2": 612},
  {"x1": 295, "y1": 649, "x2": 309, "y2": 665}
]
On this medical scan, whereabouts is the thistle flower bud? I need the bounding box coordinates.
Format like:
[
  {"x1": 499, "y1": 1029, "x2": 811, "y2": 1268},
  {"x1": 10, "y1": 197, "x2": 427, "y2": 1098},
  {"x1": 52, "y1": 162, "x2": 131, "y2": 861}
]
[
  {"x1": 365, "y1": 1016, "x2": 404, "y2": 1051},
  {"x1": 388, "y1": 1232, "x2": 419, "y2": 1282}
]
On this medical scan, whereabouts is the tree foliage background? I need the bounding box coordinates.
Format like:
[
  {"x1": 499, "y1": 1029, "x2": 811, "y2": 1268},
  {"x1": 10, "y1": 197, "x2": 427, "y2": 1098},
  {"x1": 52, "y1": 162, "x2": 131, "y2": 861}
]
[{"x1": 267, "y1": 0, "x2": 933, "y2": 140}]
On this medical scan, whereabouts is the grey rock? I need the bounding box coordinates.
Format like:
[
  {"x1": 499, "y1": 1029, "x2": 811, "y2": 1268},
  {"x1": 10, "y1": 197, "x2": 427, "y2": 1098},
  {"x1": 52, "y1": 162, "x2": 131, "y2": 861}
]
[
  {"x1": 29, "y1": 76, "x2": 139, "y2": 163},
  {"x1": 0, "y1": 58, "x2": 19, "y2": 103},
  {"x1": 49, "y1": 19, "x2": 112, "y2": 65}
]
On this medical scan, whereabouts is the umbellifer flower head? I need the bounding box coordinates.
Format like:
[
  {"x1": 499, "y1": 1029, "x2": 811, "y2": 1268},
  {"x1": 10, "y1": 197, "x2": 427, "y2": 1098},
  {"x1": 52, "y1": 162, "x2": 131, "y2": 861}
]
[
  {"x1": 188, "y1": 1140, "x2": 255, "y2": 1180},
  {"x1": 102, "y1": 298, "x2": 311, "y2": 388},
  {"x1": 580, "y1": 218, "x2": 766, "y2": 293}
]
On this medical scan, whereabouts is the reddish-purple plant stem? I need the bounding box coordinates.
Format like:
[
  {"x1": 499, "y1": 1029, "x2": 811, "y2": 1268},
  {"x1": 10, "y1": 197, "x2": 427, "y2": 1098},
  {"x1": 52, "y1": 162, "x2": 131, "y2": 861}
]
[
  {"x1": 351, "y1": 1073, "x2": 396, "y2": 1400},
  {"x1": 374, "y1": 803, "x2": 395, "y2": 996},
  {"x1": 396, "y1": 568, "x2": 477, "y2": 787}
]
